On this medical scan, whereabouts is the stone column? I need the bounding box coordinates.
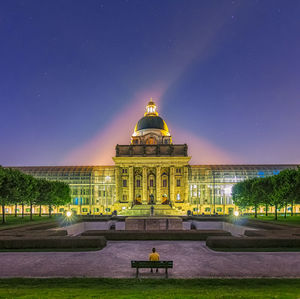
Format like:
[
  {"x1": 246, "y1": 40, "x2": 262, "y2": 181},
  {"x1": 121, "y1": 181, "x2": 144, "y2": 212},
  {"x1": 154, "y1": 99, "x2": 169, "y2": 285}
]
[
  {"x1": 129, "y1": 166, "x2": 134, "y2": 206},
  {"x1": 156, "y1": 166, "x2": 161, "y2": 204},
  {"x1": 115, "y1": 167, "x2": 120, "y2": 203},
  {"x1": 142, "y1": 167, "x2": 147, "y2": 204},
  {"x1": 170, "y1": 166, "x2": 174, "y2": 203},
  {"x1": 183, "y1": 166, "x2": 189, "y2": 203}
]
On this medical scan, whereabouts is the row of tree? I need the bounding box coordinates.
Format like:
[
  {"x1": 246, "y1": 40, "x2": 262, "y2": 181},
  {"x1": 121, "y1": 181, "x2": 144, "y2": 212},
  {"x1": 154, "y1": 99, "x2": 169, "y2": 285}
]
[
  {"x1": 0, "y1": 166, "x2": 71, "y2": 224},
  {"x1": 232, "y1": 168, "x2": 300, "y2": 220}
]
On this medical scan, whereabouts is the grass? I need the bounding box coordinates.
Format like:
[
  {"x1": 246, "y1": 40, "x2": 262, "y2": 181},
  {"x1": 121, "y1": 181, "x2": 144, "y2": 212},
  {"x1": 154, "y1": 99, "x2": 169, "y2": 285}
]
[
  {"x1": 248, "y1": 215, "x2": 300, "y2": 226},
  {"x1": 0, "y1": 278, "x2": 299, "y2": 298},
  {"x1": 0, "y1": 215, "x2": 59, "y2": 230}
]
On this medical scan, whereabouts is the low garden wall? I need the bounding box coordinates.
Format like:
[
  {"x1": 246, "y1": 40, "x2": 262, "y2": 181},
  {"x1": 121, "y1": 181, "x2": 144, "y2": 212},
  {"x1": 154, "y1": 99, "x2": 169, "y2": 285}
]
[{"x1": 81, "y1": 230, "x2": 231, "y2": 240}]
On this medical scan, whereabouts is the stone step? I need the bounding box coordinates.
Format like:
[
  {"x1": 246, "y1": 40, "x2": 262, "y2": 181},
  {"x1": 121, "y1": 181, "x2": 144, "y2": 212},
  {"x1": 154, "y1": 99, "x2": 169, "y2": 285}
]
[
  {"x1": 131, "y1": 205, "x2": 173, "y2": 210},
  {"x1": 119, "y1": 206, "x2": 185, "y2": 216}
]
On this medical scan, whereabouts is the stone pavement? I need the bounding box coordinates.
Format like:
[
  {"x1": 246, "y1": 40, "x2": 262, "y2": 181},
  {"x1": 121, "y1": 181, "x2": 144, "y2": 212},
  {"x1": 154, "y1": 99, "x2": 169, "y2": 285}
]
[{"x1": 1, "y1": 241, "x2": 300, "y2": 278}]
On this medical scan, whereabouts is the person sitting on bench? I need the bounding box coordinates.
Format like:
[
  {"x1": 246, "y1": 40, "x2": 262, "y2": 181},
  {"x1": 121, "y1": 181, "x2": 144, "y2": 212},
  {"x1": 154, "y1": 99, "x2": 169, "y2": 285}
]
[{"x1": 149, "y1": 247, "x2": 160, "y2": 273}]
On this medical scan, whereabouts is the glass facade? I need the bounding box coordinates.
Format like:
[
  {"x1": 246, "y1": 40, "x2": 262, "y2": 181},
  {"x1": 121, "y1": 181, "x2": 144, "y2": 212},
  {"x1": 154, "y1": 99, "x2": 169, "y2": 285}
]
[{"x1": 9, "y1": 164, "x2": 298, "y2": 215}]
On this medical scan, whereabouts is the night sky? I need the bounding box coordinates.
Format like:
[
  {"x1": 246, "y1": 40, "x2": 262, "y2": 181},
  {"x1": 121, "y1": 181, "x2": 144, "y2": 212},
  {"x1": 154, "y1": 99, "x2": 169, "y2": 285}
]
[{"x1": 1, "y1": 0, "x2": 300, "y2": 166}]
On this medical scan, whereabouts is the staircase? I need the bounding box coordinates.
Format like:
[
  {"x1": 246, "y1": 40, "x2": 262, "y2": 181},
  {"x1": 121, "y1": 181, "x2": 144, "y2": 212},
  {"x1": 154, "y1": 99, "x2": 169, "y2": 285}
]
[{"x1": 119, "y1": 204, "x2": 184, "y2": 216}]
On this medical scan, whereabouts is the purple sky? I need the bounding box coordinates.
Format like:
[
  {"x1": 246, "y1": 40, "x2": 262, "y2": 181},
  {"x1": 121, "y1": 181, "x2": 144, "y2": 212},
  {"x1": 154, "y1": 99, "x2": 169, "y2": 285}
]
[{"x1": 1, "y1": 0, "x2": 300, "y2": 166}]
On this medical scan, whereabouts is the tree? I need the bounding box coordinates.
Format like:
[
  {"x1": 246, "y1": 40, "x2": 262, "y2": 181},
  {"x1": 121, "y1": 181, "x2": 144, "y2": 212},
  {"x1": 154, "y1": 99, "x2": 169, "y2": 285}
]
[
  {"x1": 23, "y1": 175, "x2": 39, "y2": 221},
  {"x1": 36, "y1": 179, "x2": 53, "y2": 217},
  {"x1": 271, "y1": 169, "x2": 297, "y2": 219},
  {"x1": 52, "y1": 181, "x2": 71, "y2": 210},
  {"x1": 232, "y1": 180, "x2": 252, "y2": 212},
  {"x1": 232, "y1": 178, "x2": 261, "y2": 217},
  {"x1": 252, "y1": 177, "x2": 273, "y2": 216},
  {"x1": 0, "y1": 167, "x2": 18, "y2": 224}
]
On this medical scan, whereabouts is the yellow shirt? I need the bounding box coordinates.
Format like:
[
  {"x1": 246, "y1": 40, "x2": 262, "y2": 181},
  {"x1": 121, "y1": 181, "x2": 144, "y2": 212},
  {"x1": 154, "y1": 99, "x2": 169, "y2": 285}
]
[{"x1": 149, "y1": 252, "x2": 160, "y2": 261}]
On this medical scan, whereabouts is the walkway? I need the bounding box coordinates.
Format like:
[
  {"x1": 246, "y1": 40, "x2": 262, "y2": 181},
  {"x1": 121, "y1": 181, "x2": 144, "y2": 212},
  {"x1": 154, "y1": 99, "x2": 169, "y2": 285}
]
[{"x1": 0, "y1": 241, "x2": 299, "y2": 278}]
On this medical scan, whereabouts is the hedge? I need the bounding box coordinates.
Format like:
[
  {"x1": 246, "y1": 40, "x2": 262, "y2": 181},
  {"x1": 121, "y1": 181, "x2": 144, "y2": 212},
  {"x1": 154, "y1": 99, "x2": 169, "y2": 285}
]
[
  {"x1": 0, "y1": 229, "x2": 68, "y2": 237},
  {"x1": 206, "y1": 236, "x2": 300, "y2": 248},
  {"x1": 81, "y1": 230, "x2": 231, "y2": 240},
  {"x1": 0, "y1": 236, "x2": 106, "y2": 249}
]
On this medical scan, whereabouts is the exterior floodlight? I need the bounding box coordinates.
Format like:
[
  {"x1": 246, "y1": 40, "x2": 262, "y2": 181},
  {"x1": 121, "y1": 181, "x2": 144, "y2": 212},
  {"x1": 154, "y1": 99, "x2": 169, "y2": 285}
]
[
  {"x1": 66, "y1": 211, "x2": 72, "y2": 217},
  {"x1": 234, "y1": 211, "x2": 239, "y2": 217}
]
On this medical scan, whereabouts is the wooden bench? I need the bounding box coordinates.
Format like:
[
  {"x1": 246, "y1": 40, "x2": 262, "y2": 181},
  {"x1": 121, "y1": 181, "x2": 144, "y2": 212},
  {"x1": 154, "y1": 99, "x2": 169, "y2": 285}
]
[{"x1": 131, "y1": 261, "x2": 173, "y2": 278}]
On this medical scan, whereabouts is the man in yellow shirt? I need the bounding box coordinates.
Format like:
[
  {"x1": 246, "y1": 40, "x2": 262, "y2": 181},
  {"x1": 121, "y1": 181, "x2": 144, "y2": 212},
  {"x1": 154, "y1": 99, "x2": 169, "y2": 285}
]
[{"x1": 149, "y1": 247, "x2": 160, "y2": 273}]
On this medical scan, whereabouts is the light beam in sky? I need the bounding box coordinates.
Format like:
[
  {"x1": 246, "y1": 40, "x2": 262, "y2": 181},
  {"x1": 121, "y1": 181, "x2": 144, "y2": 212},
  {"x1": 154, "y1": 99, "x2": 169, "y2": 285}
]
[{"x1": 61, "y1": 3, "x2": 239, "y2": 165}]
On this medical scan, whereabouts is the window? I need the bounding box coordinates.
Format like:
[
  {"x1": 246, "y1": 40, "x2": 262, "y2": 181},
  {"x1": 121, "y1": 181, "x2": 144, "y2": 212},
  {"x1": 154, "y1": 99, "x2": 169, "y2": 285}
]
[
  {"x1": 176, "y1": 179, "x2": 181, "y2": 187},
  {"x1": 122, "y1": 168, "x2": 127, "y2": 174},
  {"x1": 216, "y1": 207, "x2": 222, "y2": 212},
  {"x1": 123, "y1": 180, "x2": 127, "y2": 187},
  {"x1": 59, "y1": 208, "x2": 64, "y2": 212},
  {"x1": 150, "y1": 179, "x2": 154, "y2": 187},
  {"x1": 163, "y1": 179, "x2": 167, "y2": 187},
  {"x1": 136, "y1": 179, "x2": 141, "y2": 187},
  {"x1": 122, "y1": 195, "x2": 128, "y2": 202},
  {"x1": 82, "y1": 208, "x2": 88, "y2": 212},
  {"x1": 94, "y1": 208, "x2": 99, "y2": 212},
  {"x1": 205, "y1": 208, "x2": 211, "y2": 212},
  {"x1": 176, "y1": 193, "x2": 181, "y2": 201},
  {"x1": 164, "y1": 139, "x2": 169, "y2": 144},
  {"x1": 176, "y1": 168, "x2": 181, "y2": 174}
]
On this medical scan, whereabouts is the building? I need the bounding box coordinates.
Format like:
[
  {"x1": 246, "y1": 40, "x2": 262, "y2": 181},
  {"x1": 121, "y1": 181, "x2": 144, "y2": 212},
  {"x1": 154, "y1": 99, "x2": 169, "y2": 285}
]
[{"x1": 8, "y1": 99, "x2": 300, "y2": 216}]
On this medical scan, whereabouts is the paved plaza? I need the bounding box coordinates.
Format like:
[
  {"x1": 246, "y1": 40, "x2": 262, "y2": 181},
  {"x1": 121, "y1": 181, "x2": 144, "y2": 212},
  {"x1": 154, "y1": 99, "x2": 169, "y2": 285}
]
[{"x1": 1, "y1": 241, "x2": 300, "y2": 278}]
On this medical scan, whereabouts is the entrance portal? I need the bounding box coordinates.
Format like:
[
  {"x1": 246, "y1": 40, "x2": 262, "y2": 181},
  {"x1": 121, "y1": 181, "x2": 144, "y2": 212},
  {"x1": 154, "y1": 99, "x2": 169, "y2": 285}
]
[{"x1": 148, "y1": 194, "x2": 155, "y2": 205}]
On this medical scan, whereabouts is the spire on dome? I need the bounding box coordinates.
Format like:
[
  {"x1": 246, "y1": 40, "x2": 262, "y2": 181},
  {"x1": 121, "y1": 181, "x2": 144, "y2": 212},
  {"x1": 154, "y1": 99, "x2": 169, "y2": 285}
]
[{"x1": 144, "y1": 98, "x2": 158, "y2": 116}]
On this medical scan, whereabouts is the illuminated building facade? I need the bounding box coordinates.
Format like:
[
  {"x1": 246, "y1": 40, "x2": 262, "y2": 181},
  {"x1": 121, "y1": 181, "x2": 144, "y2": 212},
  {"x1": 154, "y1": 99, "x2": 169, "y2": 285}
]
[{"x1": 7, "y1": 99, "x2": 300, "y2": 216}]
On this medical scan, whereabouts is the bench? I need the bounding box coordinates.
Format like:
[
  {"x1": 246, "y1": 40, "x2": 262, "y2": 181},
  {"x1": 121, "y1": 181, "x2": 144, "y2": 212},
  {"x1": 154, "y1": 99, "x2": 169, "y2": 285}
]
[{"x1": 131, "y1": 261, "x2": 173, "y2": 278}]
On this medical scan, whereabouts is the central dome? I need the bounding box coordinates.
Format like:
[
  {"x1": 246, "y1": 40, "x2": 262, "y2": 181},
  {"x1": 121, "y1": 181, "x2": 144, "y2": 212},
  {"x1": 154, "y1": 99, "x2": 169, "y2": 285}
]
[
  {"x1": 131, "y1": 98, "x2": 172, "y2": 145},
  {"x1": 136, "y1": 115, "x2": 169, "y2": 132}
]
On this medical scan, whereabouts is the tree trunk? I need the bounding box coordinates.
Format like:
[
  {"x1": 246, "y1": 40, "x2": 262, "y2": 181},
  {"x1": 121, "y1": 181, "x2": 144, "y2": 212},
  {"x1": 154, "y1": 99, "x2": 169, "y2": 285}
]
[
  {"x1": 265, "y1": 204, "x2": 268, "y2": 216},
  {"x1": 291, "y1": 201, "x2": 294, "y2": 216},
  {"x1": 15, "y1": 203, "x2": 18, "y2": 217},
  {"x1": 21, "y1": 203, "x2": 24, "y2": 218},
  {"x1": 275, "y1": 204, "x2": 278, "y2": 220},
  {"x1": 30, "y1": 202, "x2": 33, "y2": 221},
  {"x1": 254, "y1": 204, "x2": 257, "y2": 218},
  {"x1": 1, "y1": 203, "x2": 5, "y2": 224},
  {"x1": 39, "y1": 205, "x2": 42, "y2": 217},
  {"x1": 284, "y1": 202, "x2": 287, "y2": 219},
  {"x1": 49, "y1": 205, "x2": 52, "y2": 218}
]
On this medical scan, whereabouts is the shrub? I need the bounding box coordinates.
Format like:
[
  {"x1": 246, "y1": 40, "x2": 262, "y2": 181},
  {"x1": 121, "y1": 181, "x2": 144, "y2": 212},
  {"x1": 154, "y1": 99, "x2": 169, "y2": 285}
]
[
  {"x1": 206, "y1": 236, "x2": 300, "y2": 248},
  {"x1": 0, "y1": 236, "x2": 106, "y2": 249}
]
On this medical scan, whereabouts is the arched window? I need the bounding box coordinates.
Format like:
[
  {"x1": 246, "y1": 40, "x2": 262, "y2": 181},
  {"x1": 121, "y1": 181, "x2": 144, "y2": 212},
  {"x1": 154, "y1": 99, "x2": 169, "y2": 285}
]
[
  {"x1": 176, "y1": 193, "x2": 181, "y2": 201},
  {"x1": 146, "y1": 137, "x2": 157, "y2": 145},
  {"x1": 162, "y1": 174, "x2": 168, "y2": 188}
]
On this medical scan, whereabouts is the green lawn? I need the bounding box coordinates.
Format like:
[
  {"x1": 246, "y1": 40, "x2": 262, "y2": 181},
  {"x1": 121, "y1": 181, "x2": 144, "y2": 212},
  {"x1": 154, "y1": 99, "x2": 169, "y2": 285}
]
[
  {"x1": 0, "y1": 278, "x2": 299, "y2": 299},
  {"x1": 0, "y1": 215, "x2": 58, "y2": 230},
  {"x1": 248, "y1": 215, "x2": 300, "y2": 226}
]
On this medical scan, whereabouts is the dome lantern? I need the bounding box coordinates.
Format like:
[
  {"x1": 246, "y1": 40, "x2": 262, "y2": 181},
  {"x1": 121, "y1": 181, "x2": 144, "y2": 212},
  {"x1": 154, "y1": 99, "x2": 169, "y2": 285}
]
[{"x1": 145, "y1": 98, "x2": 158, "y2": 116}]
